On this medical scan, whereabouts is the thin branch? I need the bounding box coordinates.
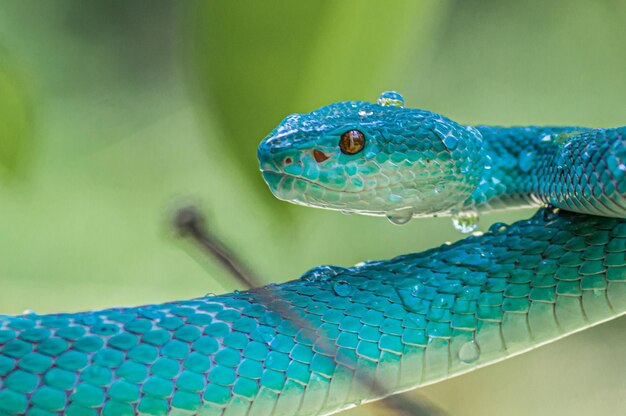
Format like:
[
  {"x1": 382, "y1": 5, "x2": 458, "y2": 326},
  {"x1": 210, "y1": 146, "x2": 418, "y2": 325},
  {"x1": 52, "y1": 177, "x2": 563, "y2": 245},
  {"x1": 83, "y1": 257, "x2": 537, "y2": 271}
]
[
  {"x1": 172, "y1": 204, "x2": 444, "y2": 416},
  {"x1": 172, "y1": 205, "x2": 257, "y2": 288}
]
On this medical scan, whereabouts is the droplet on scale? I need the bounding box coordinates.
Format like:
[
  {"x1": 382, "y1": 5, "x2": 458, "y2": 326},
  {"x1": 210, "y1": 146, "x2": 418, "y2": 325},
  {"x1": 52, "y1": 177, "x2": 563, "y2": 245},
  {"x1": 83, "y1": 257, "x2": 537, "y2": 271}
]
[
  {"x1": 518, "y1": 148, "x2": 535, "y2": 172},
  {"x1": 459, "y1": 341, "x2": 481, "y2": 364},
  {"x1": 332, "y1": 281, "x2": 354, "y2": 297},
  {"x1": 386, "y1": 207, "x2": 414, "y2": 225},
  {"x1": 300, "y1": 265, "x2": 347, "y2": 282},
  {"x1": 452, "y1": 209, "x2": 479, "y2": 233},
  {"x1": 377, "y1": 91, "x2": 405, "y2": 107},
  {"x1": 488, "y1": 222, "x2": 508, "y2": 234}
]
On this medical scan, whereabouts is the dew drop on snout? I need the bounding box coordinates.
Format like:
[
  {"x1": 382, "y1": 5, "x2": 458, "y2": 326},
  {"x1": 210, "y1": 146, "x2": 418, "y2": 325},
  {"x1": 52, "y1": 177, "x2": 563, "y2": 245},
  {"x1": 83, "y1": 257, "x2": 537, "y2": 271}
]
[
  {"x1": 452, "y1": 209, "x2": 479, "y2": 233},
  {"x1": 386, "y1": 207, "x2": 414, "y2": 225},
  {"x1": 377, "y1": 91, "x2": 405, "y2": 107},
  {"x1": 459, "y1": 341, "x2": 480, "y2": 364}
]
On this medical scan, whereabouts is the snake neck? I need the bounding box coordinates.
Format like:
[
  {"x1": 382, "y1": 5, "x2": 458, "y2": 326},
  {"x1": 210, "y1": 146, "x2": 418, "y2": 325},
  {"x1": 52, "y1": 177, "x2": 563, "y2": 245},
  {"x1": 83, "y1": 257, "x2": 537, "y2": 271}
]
[{"x1": 465, "y1": 125, "x2": 592, "y2": 212}]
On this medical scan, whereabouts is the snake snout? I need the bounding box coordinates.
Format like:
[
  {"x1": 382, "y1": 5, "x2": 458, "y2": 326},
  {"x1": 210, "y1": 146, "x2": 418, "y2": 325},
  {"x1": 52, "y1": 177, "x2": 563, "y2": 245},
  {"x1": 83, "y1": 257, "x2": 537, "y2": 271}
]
[{"x1": 257, "y1": 144, "x2": 280, "y2": 172}]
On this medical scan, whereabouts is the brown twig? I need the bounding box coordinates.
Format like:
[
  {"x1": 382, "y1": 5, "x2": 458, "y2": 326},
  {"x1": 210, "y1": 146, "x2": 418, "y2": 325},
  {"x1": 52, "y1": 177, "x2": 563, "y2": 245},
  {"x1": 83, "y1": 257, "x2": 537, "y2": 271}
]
[{"x1": 171, "y1": 204, "x2": 444, "y2": 416}]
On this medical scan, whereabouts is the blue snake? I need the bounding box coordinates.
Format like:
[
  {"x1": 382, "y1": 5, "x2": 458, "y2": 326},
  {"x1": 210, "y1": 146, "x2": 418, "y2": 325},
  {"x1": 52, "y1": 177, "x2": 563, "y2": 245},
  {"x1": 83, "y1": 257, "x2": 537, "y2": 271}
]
[{"x1": 0, "y1": 91, "x2": 625, "y2": 415}]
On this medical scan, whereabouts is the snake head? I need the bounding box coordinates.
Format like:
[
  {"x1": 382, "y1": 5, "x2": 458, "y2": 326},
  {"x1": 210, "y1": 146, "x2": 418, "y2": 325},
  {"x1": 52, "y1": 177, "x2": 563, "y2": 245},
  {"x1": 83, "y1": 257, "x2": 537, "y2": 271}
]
[{"x1": 258, "y1": 92, "x2": 485, "y2": 218}]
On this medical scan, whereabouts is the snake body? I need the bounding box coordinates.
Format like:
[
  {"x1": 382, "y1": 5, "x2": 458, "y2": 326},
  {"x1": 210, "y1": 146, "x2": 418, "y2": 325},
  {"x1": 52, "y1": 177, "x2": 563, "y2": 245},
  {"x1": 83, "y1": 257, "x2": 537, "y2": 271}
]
[{"x1": 1, "y1": 92, "x2": 625, "y2": 415}]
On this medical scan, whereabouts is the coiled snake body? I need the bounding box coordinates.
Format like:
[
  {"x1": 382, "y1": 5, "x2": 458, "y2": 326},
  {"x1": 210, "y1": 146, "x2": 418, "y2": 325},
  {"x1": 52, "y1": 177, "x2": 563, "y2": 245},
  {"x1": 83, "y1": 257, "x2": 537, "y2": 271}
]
[{"x1": 1, "y1": 92, "x2": 625, "y2": 415}]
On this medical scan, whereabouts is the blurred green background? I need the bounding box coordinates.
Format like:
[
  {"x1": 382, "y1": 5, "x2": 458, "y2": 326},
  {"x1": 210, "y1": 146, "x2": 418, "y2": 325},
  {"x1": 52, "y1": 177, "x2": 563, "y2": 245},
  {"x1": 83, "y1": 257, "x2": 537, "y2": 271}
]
[{"x1": 0, "y1": 1, "x2": 625, "y2": 415}]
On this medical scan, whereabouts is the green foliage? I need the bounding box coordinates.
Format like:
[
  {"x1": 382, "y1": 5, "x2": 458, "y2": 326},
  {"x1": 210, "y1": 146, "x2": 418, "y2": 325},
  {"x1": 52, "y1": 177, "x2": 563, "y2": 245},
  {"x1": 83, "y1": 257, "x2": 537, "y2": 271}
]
[{"x1": 0, "y1": 49, "x2": 32, "y2": 177}]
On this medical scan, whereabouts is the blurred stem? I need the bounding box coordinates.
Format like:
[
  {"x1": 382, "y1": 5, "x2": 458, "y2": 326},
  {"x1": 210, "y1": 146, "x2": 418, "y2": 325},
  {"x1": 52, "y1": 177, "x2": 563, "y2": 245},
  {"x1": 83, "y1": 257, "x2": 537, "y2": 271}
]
[
  {"x1": 172, "y1": 205, "x2": 444, "y2": 416},
  {"x1": 172, "y1": 205, "x2": 257, "y2": 289}
]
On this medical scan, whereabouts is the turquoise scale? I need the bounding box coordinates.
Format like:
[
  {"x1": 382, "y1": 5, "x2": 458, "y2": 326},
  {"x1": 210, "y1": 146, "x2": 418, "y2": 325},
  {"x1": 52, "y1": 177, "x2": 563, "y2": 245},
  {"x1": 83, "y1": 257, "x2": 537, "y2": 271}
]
[{"x1": 1, "y1": 208, "x2": 626, "y2": 415}]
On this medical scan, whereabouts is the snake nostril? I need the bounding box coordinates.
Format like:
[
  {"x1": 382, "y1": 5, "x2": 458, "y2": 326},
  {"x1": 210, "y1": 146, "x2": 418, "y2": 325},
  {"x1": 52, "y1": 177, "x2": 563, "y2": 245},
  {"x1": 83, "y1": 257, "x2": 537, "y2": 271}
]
[{"x1": 313, "y1": 149, "x2": 330, "y2": 163}]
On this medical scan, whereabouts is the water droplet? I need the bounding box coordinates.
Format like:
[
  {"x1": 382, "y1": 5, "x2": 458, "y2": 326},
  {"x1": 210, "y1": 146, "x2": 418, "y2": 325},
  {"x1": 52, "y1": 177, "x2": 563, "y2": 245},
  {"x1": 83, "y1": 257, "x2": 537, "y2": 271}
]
[
  {"x1": 353, "y1": 259, "x2": 382, "y2": 268},
  {"x1": 300, "y1": 265, "x2": 347, "y2": 282},
  {"x1": 332, "y1": 281, "x2": 354, "y2": 297},
  {"x1": 542, "y1": 206, "x2": 560, "y2": 221},
  {"x1": 555, "y1": 141, "x2": 574, "y2": 170},
  {"x1": 204, "y1": 292, "x2": 215, "y2": 297},
  {"x1": 452, "y1": 209, "x2": 479, "y2": 233},
  {"x1": 22, "y1": 309, "x2": 36, "y2": 315},
  {"x1": 459, "y1": 341, "x2": 480, "y2": 364},
  {"x1": 256, "y1": 327, "x2": 276, "y2": 343},
  {"x1": 358, "y1": 110, "x2": 373, "y2": 117},
  {"x1": 518, "y1": 148, "x2": 535, "y2": 172},
  {"x1": 541, "y1": 134, "x2": 553, "y2": 142},
  {"x1": 377, "y1": 91, "x2": 405, "y2": 107},
  {"x1": 398, "y1": 287, "x2": 429, "y2": 314},
  {"x1": 386, "y1": 207, "x2": 414, "y2": 225},
  {"x1": 410, "y1": 284, "x2": 422, "y2": 296},
  {"x1": 488, "y1": 222, "x2": 508, "y2": 234},
  {"x1": 483, "y1": 154, "x2": 493, "y2": 170}
]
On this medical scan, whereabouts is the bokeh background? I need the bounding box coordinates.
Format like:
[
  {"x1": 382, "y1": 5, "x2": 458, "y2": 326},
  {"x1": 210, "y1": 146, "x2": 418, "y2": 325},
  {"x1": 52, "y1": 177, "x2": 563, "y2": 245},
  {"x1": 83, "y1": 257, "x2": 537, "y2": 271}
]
[{"x1": 1, "y1": 1, "x2": 625, "y2": 415}]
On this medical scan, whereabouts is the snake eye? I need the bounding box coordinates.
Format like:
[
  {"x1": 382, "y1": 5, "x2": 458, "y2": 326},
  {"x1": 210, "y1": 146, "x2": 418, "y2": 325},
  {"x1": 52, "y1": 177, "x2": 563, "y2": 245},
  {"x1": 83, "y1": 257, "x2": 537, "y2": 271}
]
[{"x1": 339, "y1": 130, "x2": 365, "y2": 155}]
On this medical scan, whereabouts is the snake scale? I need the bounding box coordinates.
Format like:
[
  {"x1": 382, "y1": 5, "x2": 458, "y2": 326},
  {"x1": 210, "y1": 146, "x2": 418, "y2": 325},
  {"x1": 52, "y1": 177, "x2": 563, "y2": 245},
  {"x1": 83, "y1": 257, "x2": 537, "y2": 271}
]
[{"x1": 1, "y1": 92, "x2": 625, "y2": 415}]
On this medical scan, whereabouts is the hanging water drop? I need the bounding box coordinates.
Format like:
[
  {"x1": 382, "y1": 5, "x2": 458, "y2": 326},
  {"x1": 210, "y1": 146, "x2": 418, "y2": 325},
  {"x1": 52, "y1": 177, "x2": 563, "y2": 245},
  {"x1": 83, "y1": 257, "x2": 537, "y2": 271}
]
[
  {"x1": 22, "y1": 309, "x2": 36, "y2": 315},
  {"x1": 386, "y1": 207, "x2": 414, "y2": 225},
  {"x1": 459, "y1": 341, "x2": 480, "y2": 364},
  {"x1": 332, "y1": 281, "x2": 354, "y2": 297},
  {"x1": 452, "y1": 209, "x2": 479, "y2": 233},
  {"x1": 377, "y1": 91, "x2": 405, "y2": 107}
]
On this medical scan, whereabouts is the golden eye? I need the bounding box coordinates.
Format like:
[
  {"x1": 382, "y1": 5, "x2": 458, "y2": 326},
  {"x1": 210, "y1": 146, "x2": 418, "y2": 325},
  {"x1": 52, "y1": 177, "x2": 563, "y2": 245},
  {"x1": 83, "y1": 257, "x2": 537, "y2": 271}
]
[{"x1": 339, "y1": 130, "x2": 365, "y2": 155}]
